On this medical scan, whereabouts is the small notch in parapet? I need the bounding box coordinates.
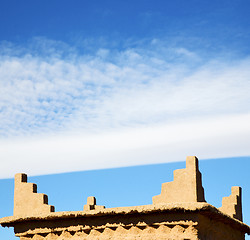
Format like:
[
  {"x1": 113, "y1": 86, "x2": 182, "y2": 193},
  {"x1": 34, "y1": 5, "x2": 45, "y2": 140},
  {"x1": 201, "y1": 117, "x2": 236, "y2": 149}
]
[
  {"x1": 219, "y1": 186, "x2": 243, "y2": 221},
  {"x1": 15, "y1": 173, "x2": 27, "y2": 183},
  {"x1": 15, "y1": 173, "x2": 37, "y2": 193},
  {"x1": 83, "y1": 196, "x2": 105, "y2": 211}
]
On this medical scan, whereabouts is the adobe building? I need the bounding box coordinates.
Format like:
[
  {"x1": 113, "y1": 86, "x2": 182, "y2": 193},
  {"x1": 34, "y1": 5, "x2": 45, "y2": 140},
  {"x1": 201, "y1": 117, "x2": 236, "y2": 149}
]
[{"x1": 1, "y1": 156, "x2": 250, "y2": 239}]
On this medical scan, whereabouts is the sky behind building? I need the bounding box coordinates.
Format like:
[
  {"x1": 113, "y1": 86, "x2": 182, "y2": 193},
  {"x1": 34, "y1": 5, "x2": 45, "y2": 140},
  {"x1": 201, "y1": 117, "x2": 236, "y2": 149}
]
[{"x1": 0, "y1": 0, "x2": 249, "y2": 238}]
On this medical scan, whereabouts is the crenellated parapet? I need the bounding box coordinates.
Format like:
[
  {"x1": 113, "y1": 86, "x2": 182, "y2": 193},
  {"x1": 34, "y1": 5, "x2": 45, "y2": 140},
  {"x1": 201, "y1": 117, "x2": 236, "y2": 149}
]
[
  {"x1": 1, "y1": 156, "x2": 249, "y2": 240},
  {"x1": 153, "y1": 156, "x2": 205, "y2": 204},
  {"x1": 14, "y1": 173, "x2": 54, "y2": 216},
  {"x1": 83, "y1": 196, "x2": 105, "y2": 211},
  {"x1": 219, "y1": 186, "x2": 243, "y2": 221}
]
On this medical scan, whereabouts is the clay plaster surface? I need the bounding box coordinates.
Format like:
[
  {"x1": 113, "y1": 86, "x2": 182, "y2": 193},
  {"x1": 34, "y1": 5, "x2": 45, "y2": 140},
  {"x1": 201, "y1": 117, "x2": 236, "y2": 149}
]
[
  {"x1": 153, "y1": 156, "x2": 205, "y2": 204},
  {"x1": 1, "y1": 156, "x2": 250, "y2": 240},
  {"x1": 14, "y1": 173, "x2": 54, "y2": 216},
  {"x1": 219, "y1": 186, "x2": 243, "y2": 221}
]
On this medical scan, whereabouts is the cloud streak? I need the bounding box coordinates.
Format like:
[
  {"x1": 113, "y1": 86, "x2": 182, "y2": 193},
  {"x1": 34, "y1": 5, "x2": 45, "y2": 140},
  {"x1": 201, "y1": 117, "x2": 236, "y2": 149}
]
[{"x1": 0, "y1": 38, "x2": 250, "y2": 178}]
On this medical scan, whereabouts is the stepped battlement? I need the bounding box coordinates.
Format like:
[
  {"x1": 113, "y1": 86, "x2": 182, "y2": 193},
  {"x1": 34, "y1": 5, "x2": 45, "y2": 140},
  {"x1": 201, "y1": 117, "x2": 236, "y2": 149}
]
[{"x1": 1, "y1": 156, "x2": 249, "y2": 239}]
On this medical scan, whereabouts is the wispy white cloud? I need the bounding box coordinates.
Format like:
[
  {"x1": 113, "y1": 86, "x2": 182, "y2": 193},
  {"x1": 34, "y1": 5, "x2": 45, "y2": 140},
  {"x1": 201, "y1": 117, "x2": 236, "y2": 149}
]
[
  {"x1": 0, "y1": 38, "x2": 249, "y2": 178},
  {"x1": 1, "y1": 113, "x2": 250, "y2": 178}
]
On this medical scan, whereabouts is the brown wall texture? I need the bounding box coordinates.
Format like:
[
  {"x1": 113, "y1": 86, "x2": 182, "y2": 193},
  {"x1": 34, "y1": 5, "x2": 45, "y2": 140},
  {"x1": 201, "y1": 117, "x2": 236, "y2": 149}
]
[{"x1": 1, "y1": 156, "x2": 250, "y2": 239}]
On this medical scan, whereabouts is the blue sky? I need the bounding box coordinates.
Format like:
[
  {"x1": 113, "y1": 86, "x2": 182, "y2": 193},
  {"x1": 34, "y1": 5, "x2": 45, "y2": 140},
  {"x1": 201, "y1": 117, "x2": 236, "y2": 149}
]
[{"x1": 0, "y1": 0, "x2": 250, "y2": 238}]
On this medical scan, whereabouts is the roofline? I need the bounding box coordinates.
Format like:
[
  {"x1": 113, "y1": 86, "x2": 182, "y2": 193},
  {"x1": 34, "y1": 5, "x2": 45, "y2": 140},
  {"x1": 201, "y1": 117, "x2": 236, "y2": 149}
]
[{"x1": 1, "y1": 202, "x2": 250, "y2": 234}]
